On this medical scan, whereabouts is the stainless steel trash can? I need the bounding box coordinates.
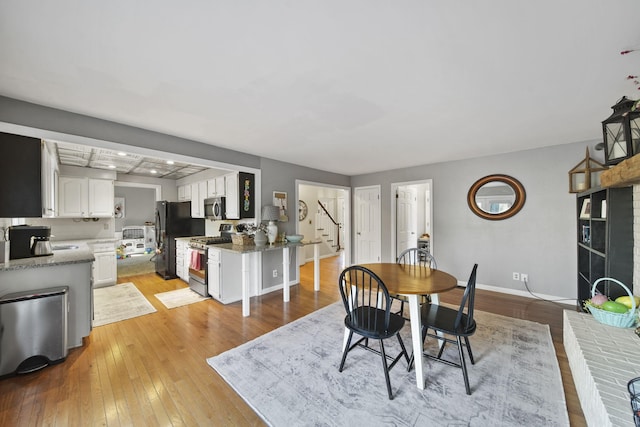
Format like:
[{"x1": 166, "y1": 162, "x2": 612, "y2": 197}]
[{"x1": 0, "y1": 287, "x2": 68, "y2": 377}]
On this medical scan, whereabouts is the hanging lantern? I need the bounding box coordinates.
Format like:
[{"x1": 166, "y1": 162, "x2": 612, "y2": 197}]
[
  {"x1": 602, "y1": 96, "x2": 640, "y2": 165},
  {"x1": 568, "y1": 148, "x2": 608, "y2": 193}
]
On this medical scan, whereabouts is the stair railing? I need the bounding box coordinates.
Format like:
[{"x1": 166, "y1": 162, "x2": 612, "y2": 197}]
[{"x1": 317, "y1": 200, "x2": 342, "y2": 251}]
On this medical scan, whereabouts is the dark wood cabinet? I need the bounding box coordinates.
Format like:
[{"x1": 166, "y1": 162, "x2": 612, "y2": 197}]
[
  {"x1": 0, "y1": 132, "x2": 42, "y2": 218},
  {"x1": 576, "y1": 186, "x2": 633, "y2": 308}
]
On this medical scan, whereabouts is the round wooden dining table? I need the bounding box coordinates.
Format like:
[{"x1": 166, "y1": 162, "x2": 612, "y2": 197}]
[{"x1": 356, "y1": 263, "x2": 458, "y2": 390}]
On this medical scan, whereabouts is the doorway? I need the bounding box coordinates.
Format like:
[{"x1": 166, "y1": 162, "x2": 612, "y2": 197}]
[
  {"x1": 296, "y1": 180, "x2": 351, "y2": 267},
  {"x1": 391, "y1": 180, "x2": 433, "y2": 261}
]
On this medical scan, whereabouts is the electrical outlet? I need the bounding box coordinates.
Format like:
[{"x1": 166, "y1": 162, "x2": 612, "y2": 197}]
[
  {"x1": 521, "y1": 274, "x2": 528, "y2": 282},
  {"x1": 103, "y1": 223, "x2": 109, "y2": 230},
  {"x1": 273, "y1": 269, "x2": 278, "y2": 278},
  {"x1": 512, "y1": 272, "x2": 520, "y2": 281}
]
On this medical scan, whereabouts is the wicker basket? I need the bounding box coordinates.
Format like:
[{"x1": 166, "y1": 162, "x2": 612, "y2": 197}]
[
  {"x1": 587, "y1": 278, "x2": 638, "y2": 328},
  {"x1": 231, "y1": 234, "x2": 253, "y2": 246}
]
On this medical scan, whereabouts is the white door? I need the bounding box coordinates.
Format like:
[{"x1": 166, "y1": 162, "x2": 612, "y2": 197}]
[
  {"x1": 354, "y1": 186, "x2": 381, "y2": 264},
  {"x1": 396, "y1": 186, "x2": 417, "y2": 258}
]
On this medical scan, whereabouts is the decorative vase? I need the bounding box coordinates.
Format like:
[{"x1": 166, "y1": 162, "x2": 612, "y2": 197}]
[
  {"x1": 254, "y1": 230, "x2": 267, "y2": 245},
  {"x1": 267, "y1": 221, "x2": 278, "y2": 244}
]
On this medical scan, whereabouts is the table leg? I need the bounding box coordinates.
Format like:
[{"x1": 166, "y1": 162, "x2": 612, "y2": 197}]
[
  {"x1": 283, "y1": 246, "x2": 290, "y2": 302},
  {"x1": 241, "y1": 253, "x2": 250, "y2": 317},
  {"x1": 313, "y1": 244, "x2": 320, "y2": 292},
  {"x1": 430, "y1": 293, "x2": 445, "y2": 348},
  {"x1": 408, "y1": 294, "x2": 425, "y2": 389}
]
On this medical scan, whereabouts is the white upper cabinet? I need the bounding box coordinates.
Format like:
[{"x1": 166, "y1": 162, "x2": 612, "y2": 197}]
[
  {"x1": 58, "y1": 176, "x2": 114, "y2": 218},
  {"x1": 88, "y1": 178, "x2": 115, "y2": 217},
  {"x1": 224, "y1": 172, "x2": 239, "y2": 219},
  {"x1": 206, "y1": 175, "x2": 225, "y2": 198},
  {"x1": 191, "y1": 181, "x2": 207, "y2": 218},
  {"x1": 178, "y1": 184, "x2": 191, "y2": 201}
]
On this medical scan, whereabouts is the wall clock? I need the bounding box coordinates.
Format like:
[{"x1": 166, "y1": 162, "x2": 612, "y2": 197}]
[{"x1": 298, "y1": 200, "x2": 308, "y2": 221}]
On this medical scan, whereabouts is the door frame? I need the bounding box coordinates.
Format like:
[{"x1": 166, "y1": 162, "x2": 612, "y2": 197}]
[
  {"x1": 295, "y1": 180, "x2": 351, "y2": 267},
  {"x1": 390, "y1": 179, "x2": 433, "y2": 261}
]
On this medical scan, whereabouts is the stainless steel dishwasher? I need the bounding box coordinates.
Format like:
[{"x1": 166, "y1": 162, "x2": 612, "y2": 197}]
[{"x1": 0, "y1": 287, "x2": 69, "y2": 377}]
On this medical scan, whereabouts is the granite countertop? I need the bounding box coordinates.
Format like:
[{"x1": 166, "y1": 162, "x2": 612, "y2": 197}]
[
  {"x1": 0, "y1": 242, "x2": 95, "y2": 272},
  {"x1": 209, "y1": 240, "x2": 320, "y2": 255}
]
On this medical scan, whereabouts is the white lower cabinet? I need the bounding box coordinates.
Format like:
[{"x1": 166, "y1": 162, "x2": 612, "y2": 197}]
[
  {"x1": 207, "y1": 248, "x2": 243, "y2": 304},
  {"x1": 92, "y1": 243, "x2": 117, "y2": 288},
  {"x1": 175, "y1": 239, "x2": 190, "y2": 282}
]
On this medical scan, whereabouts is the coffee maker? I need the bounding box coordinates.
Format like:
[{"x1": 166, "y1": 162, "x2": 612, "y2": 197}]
[{"x1": 7, "y1": 225, "x2": 52, "y2": 259}]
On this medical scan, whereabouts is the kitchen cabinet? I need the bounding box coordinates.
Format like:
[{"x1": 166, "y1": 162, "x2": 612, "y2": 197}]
[
  {"x1": 41, "y1": 140, "x2": 58, "y2": 218},
  {"x1": 93, "y1": 254, "x2": 116, "y2": 288},
  {"x1": 207, "y1": 248, "x2": 243, "y2": 304},
  {"x1": 224, "y1": 172, "x2": 255, "y2": 219},
  {"x1": 206, "y1": 176, "x2": 226, "y2": 198},
  {"x1": 191, "y1": 181, "x2": 207, "y2": 218},
  {"x1": 58, "y1": 176, "x2": 114, "y2": 218},
  {"x1": 0, "y1": 132, "x2": 42, "y2": 218},
  {"x1": 175, "y1": 238, "x2": 190, "y2": 282},
  {"x1": 178, "y1": 184, "x2": 191, "y2": 202},
  {"x1": 576, "y1": 186, "x2": 633, "y2": 308}
]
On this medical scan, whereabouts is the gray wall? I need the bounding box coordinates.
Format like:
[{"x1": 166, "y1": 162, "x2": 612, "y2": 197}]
[
  {"x1": 352, "y1": 142, "x2": 594, "y2": 300},
  {"x1": 114, "y1": 186, "x2": 156, "y2": 231}
]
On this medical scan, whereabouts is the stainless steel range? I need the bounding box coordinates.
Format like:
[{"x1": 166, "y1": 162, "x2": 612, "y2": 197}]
[{"x1": 187, "y1": 224, "x2": 233, "y2": 296}]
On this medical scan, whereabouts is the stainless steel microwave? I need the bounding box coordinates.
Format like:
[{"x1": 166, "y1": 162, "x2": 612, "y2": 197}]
[{"x1": 204, "y1": 197, "x2": 226, "y2": 220}]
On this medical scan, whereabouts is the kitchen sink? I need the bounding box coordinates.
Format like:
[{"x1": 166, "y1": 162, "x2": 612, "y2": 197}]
[{"x1": 52, "y1": 244, "x2": 80, "y2": 251}]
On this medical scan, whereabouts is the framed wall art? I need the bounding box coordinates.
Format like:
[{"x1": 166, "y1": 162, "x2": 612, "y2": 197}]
[{"x1": 273, "y1": 191, "x2": 288, "y2": 222}]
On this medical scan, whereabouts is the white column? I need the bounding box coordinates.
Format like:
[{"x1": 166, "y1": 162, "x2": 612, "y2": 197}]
[
  {"x1": 241, "y1": 253, "x2": 250, "y2": 317},
  {"x1": 283, "y1": 246, "x2": 290, "y2": 302},
  {"x1": 313, "y1": 243, "x2": 320, "y2": 291}
]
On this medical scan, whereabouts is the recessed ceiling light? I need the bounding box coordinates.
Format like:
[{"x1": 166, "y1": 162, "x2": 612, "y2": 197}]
[
  {"x1": 117, "y1": 152, "x2": 127, "y2": 156},
  {"x1": 150, "y1": 169, "x2": 157, "y2": 174},
  {"x1": 166, "y1": 160, "x2": 175, "y2": 165},
  {"x1": 108, "y1": 165, "x2": 116, "y2": 169}
]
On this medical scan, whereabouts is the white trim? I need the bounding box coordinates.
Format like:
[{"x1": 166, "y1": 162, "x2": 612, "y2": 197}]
[
  {"x1": 461, "y1": 281, "x2": 574, "y2": 303},
  {"x1": 115, "y1": 181, "x2": 162, "y2": 201}
]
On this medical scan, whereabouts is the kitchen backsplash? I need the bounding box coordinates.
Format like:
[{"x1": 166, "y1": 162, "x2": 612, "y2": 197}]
[{"x1": 28, "y1": 217, "x2": 116, "y2": 241}]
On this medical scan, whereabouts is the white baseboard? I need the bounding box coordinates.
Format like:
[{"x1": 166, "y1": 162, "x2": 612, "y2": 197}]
[{"x1": 458, "y1": 281, "x2": 576, "y2": 304}]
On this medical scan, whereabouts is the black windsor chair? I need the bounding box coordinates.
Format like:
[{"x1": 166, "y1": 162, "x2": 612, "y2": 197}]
[
  {"x1": 392, "y1": 248, "x2": 437, "y2": 318},
  {"x1": 414, "y1": 263, "x2": 478, "y2": 395},
  {"x1": 338, "y1": 265, "x2": 410, "y2": 399}
]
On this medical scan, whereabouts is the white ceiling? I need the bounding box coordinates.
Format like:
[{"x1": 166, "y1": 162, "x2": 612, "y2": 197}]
[{"x1": 1, "y1": 1, "x2": 640, "y2": 175}]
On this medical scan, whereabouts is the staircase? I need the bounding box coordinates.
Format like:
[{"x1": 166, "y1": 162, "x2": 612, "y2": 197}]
[{"x1": 315, "y1": 200, "x2": 342, "y2": 252}]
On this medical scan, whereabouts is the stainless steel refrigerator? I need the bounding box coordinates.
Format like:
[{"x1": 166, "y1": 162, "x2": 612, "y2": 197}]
[{"x1": 155, "y1": 201, "x2": 204, "y2": 279}]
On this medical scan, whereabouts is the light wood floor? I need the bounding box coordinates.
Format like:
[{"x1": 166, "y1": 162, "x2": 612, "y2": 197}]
[{"x1": 0, "y1": 254, "x2": 586, "y2": 426}]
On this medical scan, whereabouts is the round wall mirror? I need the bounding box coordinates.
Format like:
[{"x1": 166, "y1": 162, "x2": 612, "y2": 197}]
[{"x1": 467, "y1": 174, "x2": 526, "y2": 220}]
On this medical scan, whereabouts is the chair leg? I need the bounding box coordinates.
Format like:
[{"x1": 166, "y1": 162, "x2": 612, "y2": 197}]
[
  {"x1": 339, "y1": 331, "x2": 354, "y2": 372},
  {"x1": 464, "y1": 336, "x2": 475, "y2": 365},
  {"x1": 379, "y1": 340, "x2": 394, "y2": 400},
  {"x1": 396, "y1": 333, "x2": 410, "y2": 366},
  {"x1": 436, "y1": 339, "x2": 447, "y2": 359},
  {"x1": 457, "y1": 336, "x2": 471, "y2": 395}
]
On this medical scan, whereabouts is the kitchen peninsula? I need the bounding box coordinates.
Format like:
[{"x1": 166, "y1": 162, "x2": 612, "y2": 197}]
[
  {"x1": 213, "y1": 240, "x2": 321, "y2": 317},
  {"x1": 0, "y1": 246, "x2": 95, "y2": 348}
]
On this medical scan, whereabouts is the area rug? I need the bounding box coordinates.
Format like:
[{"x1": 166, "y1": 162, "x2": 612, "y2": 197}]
[
  {"x1": 154, "y1": 287, "x2": 210, "y2": 309},
  {"x1": 93, "y1": 282, "x2": 157, "y2": 327},
  {"x1": 207, "y1": 302, "x2": 569, "y2": 427}
]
